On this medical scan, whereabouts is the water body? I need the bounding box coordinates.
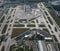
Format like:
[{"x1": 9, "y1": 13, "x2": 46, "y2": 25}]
[
  {"x1": 9, "y1": 0, "x2": 48, "y2": 2},
  {"x1": 49, "y1": 0, "x2": 60, "y2": 12},
  {"x1": 52, "y1": 5, "x2": 60, "y2": 11}
]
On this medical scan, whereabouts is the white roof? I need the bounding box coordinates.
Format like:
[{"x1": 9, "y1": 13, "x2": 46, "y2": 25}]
[
  {"x1": 38, "y1": 40, "x2": 44, "y2": 51},
  {"x1": 45, "y1": 37, "x2": 52, "y2": 40}
]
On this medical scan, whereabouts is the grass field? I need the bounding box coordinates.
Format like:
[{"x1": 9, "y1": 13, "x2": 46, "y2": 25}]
[
  {"x1": 1, "y1": 46, "x2": 4, "y2": 51},
  {"x1": 47, "y1": 17, "x2": 53, "y2": 25},
  {"x1": 31, "y1": 21, "x2": 35, "y2": 23},
  {"x1": 27, "y1": 24, "x2": 35, "y2": 27},
  {"x1": 14, "y1": 24, "x2": 25, "y2": 27},
  {"x1": 43, "y1": 29, "x2": 50, "y2": 34},
  {"x1": 2, "y1": 25, "x2": 8, "y2": 34},
  {"x1": 11, "y1": 28, "x2": 29, "y2": 38},
  {"x1": 39, "y1": 24, "x2": 45, "y2": 27},
  {"x1": 0, "y1": 16, "x2": 5, "y2": 23}
]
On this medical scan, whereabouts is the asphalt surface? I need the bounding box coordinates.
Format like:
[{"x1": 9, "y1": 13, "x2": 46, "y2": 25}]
[{"x1": 14, "y1": 29, "x2": 51, "y2": 42}]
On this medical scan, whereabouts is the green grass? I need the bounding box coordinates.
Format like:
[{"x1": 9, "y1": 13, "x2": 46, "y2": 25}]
[
  {"x1": 43, "y1": 29, "x2": 50, "y2": 34},
  {"x1": 7, "y1": 16, "x2": 11, "y2": 19},
  {"x1": 39, "y1": 24, "x2": 45, "y2": 27},
  {"x1": 31, "y1": 21, "x2": 35, "y2": 23},
  {"x1": 53, "y1": 35, "x2": 58, "y2": 42},
  {"x1": 1, "y1": 46, "x2": 4, "y2": 51},
  {"x1": 58, "y1": 43, "x2": 60, "y2": 51},
  {"x1": 10, "y1": 42, "x2": 24, "y2": 51},
  {"x1": 2, "y1": 25, "x2": 8, "y2": 34},
  {"x1": 11, "y1": 28, "x2": 29, "y2": 38},
  {"x1": 16, "y1": 46, "x2": 33, "y2": 51},
  {"x1": 48, "y1": 25, "x2": 51, "y2": 29},
  {"x1": 10, "y1": 9, "x2": 13, "y2": 13},
  {"x1": 25, "y1": 46, "x2": 29, "y2": 51},
  {"x1": 10, "y1": 41, "x2": 33, "y2": 51},
  {"x1": 16, "y1": 48, "x2": 24, "y2": 51},
  {"x1": 27, "y1": 24, "x2": 35, "y2": 27},
  {"x1": 47, "y1": 17, "x2": 53, "y2": 25},
  {"x1": 0, "y1": 16, "x2": 5, "y2": 23},
  {"x1": 6, "y1": 21, "x2": 9, "y2": 23},
  {"x1": 14, "y1": 24, "x2": 25, "y2": 27},
  {"x1": 10, "y1": 44, "x2": 16, "y2": 51},
  {"x1": 44, "y1": 11, "x2": 48, "y2": 16},
  {"x1": 54, "y1": 27, "x2": 57, "y2": 32}
]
